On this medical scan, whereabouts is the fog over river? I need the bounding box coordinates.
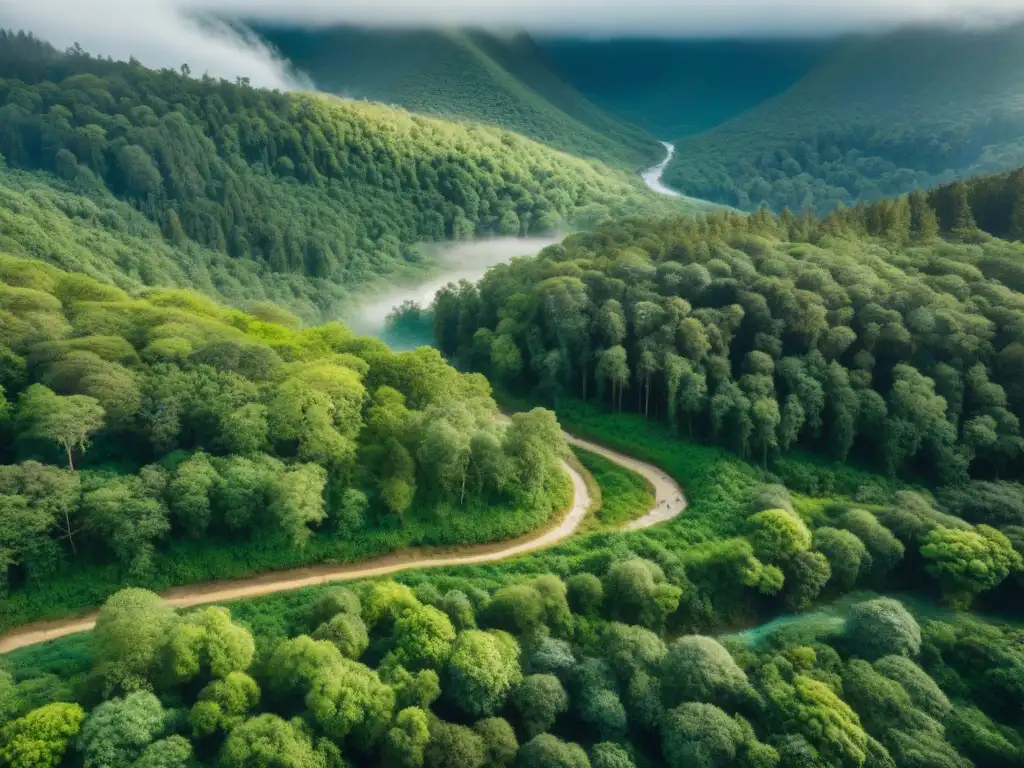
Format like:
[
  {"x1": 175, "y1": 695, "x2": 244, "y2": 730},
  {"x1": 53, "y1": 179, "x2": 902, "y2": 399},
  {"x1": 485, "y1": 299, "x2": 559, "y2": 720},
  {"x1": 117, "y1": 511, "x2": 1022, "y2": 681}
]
[
  {"x1": 343, "y1": 237, "x2": 560, "y2": 341},
  {"x1": 345, "y1": 144, "x2": 678, "y2": 346}
]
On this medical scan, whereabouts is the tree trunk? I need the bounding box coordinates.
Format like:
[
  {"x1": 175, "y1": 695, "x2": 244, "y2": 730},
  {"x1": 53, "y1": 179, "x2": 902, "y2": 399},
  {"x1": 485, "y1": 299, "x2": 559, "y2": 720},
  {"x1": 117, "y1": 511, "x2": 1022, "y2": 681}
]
[
  {"x1": 60, "y1": 512, "x2": 78, "y2": 555},
  {"x1": 63, "y1": 441, "x2": 74, "y2": 472}
]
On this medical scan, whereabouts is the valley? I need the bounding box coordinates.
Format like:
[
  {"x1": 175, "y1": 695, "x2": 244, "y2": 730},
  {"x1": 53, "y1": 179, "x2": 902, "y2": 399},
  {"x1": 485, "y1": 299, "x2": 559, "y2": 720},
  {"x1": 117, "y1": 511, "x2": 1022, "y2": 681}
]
[{"x1": 2, "y1": 15, "x2": 1024, "y2": 768}]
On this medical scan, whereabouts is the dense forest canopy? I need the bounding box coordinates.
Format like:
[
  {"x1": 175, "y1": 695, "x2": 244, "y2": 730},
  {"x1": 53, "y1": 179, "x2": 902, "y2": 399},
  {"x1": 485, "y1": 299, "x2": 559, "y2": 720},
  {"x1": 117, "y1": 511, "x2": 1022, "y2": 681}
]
[
  {"x1": 4, "y1": 22, "x2": 1024, "y2": 768},
  {"x1": 252, "y1": 26, "x2": 663, "y2": 170},
  {"x1": 428, "y1": 172, "x2": 1024, "y2": 576},
  {"x1": 0, "y1": 251, "x2": 571, "y2": 622},
  {"x1": 0, "y1": 31, "x2": 690, "y2": 320},
  {"x1": 662, "y1": 24, "x2": 1024, "y2": 212}
]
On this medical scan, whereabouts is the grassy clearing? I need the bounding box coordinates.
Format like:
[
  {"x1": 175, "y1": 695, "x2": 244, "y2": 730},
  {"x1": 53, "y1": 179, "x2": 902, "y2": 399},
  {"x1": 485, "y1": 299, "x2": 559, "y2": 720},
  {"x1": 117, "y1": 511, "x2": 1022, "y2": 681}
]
[{"x1": 573, "y1": 447, "x2": 654, "y2": 531}]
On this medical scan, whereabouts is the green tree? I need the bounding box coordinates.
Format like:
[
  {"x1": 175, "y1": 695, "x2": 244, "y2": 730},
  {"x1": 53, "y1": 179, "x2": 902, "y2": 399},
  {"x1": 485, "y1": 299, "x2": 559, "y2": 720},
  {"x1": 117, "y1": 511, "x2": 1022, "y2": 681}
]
[
  {"x1": 475, "y1": 717, "x2": 518, "y2": 768},
  {"x1": 590, "y1": 743, "x2": 635, "y2": 768},
  {"x1": 76, "y1": 691, "x2": 166, "y2": 768},
  {"x1": 167, "y1": 451, "x2": 219, "y2": 539},
  {"x1": 920, "y1": 524, "x2": 1023, "y2": 607},
  {"x1": 813, "y1": 527, "x2": 867, "y2": 591},
  {"x1": 162, "y1": 606, "x2": 255, "y2": 686},
  {"x1": 518, "y1": 734, "x2": 591, "y2": 768},
  {"x1": 268, "y1": 463, "x2": 327, "y2": 547},
  {"x1": 305, "y1": 658, "x2": 395, "y2": 748},
  {"x1": 218, "y1": 715, "x2": 323, "y2": 768},
  {"x1": 445, "y1": 630, "x2": 522, "y2": 718},
  {"x1": 190, "y1": 672, "x2": 260, "y2": 737},
  {"x1": 660, "y1": 636, "x2": 752, "y2": 709},
  {"x1": 845, "y1": 598, "x2": 921, "y2": 660},
  {"x1": 0, "y1": 702, "x2": 85, "y2": 768},
  {"x1": 424, "y1": 721, "x2": 485, "y2": 768},
  {"x1": 602, "y1": 559, "x2": 682, "y2": 630},
  {"x1": 660, "y1": 703, "x2": 746, "y2": 768},
  {"x1": 513, "y1": 674, "x2": 569, "y2": 738},
  {"x1": 390, "y1": 605, "x2": 457, "y2": 670},
  {"x1": 312, "y1": 612, "x2": 369, "y2": 660},
  {"x1": 93, "y1": 588, "x2": 177, "y2": 695},
  {"x1": 384, "y1": 707, "x2": 431, "y2": 768},
  {"x1": 17, "y1": 384, "x2": 104, "y2": 470},
  {"x1": 747, "y1": 509, "x2": 812, "y2": 563},
  {"x1": 133, "y1": 736, "x2": 194, "y2": 768}
]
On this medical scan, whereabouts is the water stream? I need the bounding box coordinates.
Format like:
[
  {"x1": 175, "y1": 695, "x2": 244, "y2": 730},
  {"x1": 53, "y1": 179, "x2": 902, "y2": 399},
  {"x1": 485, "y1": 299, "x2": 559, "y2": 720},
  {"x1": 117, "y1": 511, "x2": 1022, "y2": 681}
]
[
  {"x1": 347, "y1": 142, "x2": 680, "y2": 348},
  {"x1": 344, "y1": 236, "x2": 560, "y2": 347},
  {"x1": 640, "y1": 141, "x2": 682, "y2": 197}
]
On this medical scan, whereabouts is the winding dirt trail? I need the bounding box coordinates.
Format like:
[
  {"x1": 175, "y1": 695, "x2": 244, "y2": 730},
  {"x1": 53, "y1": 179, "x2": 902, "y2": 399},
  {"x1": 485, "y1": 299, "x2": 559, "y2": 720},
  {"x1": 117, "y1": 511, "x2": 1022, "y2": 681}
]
[{"x1": 0, "y1": 431, "x2": 685, "y2": 654}]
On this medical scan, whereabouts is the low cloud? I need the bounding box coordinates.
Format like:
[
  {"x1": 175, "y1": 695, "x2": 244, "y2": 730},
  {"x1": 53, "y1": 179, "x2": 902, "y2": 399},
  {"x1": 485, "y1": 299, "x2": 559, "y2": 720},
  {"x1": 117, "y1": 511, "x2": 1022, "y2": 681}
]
[{"x1": 3, "y1": 0, "x2": 1024, "y2": 88}]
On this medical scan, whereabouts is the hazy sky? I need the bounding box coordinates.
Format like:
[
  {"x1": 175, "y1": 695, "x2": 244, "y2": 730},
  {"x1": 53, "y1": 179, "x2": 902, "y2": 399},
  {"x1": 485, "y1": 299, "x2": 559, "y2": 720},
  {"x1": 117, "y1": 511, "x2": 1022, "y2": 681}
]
[{"x1": 4, "y1": 0, "x2": 1024, "y2": 89}]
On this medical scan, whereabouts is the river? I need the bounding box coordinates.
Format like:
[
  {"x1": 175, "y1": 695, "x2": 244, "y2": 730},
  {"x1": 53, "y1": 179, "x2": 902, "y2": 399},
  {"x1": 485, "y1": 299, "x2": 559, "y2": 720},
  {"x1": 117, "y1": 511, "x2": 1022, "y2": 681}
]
[
  {"x1": 344, "y1": 236, "x2": 560, "y2": 346},
  {"x1": 641, "y1": 141, "x2": 682, "y2": 197},
  {"x1": 346, "y1": 146, "x2": 679, "y2": 347}
]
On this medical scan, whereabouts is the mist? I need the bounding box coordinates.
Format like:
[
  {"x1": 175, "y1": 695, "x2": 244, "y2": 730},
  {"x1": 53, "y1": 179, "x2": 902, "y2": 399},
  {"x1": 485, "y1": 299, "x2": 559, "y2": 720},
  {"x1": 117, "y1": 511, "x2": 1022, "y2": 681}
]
[{"x1": 4, "y1": 0, "x2": 1024, "y2": 90}]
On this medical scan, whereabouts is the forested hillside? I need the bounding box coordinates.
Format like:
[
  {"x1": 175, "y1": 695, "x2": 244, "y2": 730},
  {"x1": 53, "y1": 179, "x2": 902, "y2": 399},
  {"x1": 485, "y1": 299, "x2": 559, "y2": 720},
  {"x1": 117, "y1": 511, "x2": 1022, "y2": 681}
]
[
  {"x1": 541, "y1": 37, "x2": 829, "y2": 138},
  {"x1": 251, "y1": 26, "x2": 663, "y2": 169},
  {"x1": 0, "y1": 252, "x2": 571, "y2": 627},
  {"x1": 663, "y1": 24, "x2": 1024, "y2": 212},
  {"x1": 432, "y1": 173, "x2": 1024, "y2": 537},
  {"x1": 0, "y1": 31, "x2": 682, "y2": 320}
]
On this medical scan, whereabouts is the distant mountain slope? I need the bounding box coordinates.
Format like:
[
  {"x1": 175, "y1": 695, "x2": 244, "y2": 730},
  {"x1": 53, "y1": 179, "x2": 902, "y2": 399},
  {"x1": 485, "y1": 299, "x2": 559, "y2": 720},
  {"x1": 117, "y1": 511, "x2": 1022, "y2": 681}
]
[
  {"x1": 0, "y1": 31, "x2": 693, "y2": 320},
  {"x1": 253, "y1": 25, "x2": 663, "y2": 169},
  {"x1": 662, "y1": 24, "x2": 1024, "y2": 212},
  {"x1": 540, "y1": 38, "x2": 830, "y2": 139}
]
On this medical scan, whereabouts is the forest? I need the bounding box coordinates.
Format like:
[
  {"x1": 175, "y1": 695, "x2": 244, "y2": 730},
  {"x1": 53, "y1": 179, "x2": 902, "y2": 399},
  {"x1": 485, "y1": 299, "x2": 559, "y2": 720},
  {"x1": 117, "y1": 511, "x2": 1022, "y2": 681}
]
[
  {"x1": 3, "y1": 23, "x2": 1024, "y2": 768},
  {"x1": 661, "y1": 24, "x2": 1024, "y2": 212},
  {"x1": 0, "y1": 252, "x2": 571, "y2": 630},
  {"x1": 0, "y1": 31, "x2": 683, "y2": 320},
  {"x1": 3, "y1": 169, "x2": 1024, "y2": 768},
  {"x1": 252, "y1": 26, "x2": 663, "y2": 170}
]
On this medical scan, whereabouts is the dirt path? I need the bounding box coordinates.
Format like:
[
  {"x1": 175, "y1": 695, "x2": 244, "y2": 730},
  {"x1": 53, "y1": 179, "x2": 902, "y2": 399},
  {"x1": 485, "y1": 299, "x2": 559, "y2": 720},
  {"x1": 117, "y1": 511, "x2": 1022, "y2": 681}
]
[{"x1": 0, "y1": 431, "x2": 685, "y2": 654}]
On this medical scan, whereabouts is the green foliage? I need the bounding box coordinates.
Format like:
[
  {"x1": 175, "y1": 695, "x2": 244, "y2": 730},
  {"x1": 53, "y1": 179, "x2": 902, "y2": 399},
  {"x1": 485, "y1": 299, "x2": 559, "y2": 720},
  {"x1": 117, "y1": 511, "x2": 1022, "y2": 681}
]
[
  {"x1": 0, "y1": 702, "x2": 84, "y2": 768},
  {"x1": 662, "y1": 24, "x2": 1024, "y2": 212},
  {"x1": 92, "y1": 588, "x2": 176, "y2": 695},
  {"x1": 518, "y1": 734, "x2": 591, "y2": 768},
  {"x1": 660, "y1": 702, "x2": 759, "y2": 768},
  {"x1": 513, "y1": 674, "x2": 569, "y2": 738},
  {"x1": 132, "y1": 736, "x2": 194, "y2": 768},
  {"x1": 845, "y1": 598, "x2": 922, "y2": 660},
  {"x1": 565, "y1": 574, "x2": 603, "y2": 616},
  {"x1": 312, "y1": 613, "x2": 369, "y2": 660},
  {"x1": 602, "y1": 559, "x2": 681, "y2": 630},
  {"x1": 574, "y1": 448, "x2": 654, "y2": 529},
  {"x1": 474, "y1": 717, "x2": 518, "y2": 768},
  {"x1": 76, "y1": 691, "x2": 166, "y2": 768},
  {"x1": 660, "y1": 636, "x2": 752, "y2": 709},
  {"x1": 813, "y1": 527, "x2": 867, "y2": 591},
  {"x1": 190, "y1": 672, "x2": 260, "y2": 737},
  {"x1": 920, "y1": 524, "x2": 1023, "y2": 607},
  {"x1": 0, "y1": 254, "x2": 572, "y2": 630},
  {"x1": 589, "y1": 742, "x2": 634, "y2": 768},
  {"x1": 256, "y1": 27, "x2": 662, "y2": 169},
  {"x1": 424, "y1": 720, "x2": 485, "y2": 768},
  {"x1": 217, "y1": 714, "x2": 324, "y2": 768},
  {"x1": 162, "y1": 606, "x2": 255, "y2": 686},
  {"x1": 445, "y1": 630, "x2": 522, "y2": 718},
  {"x1": 441, "y1": 202, "x2": 1024, "y2": 502},
  {"x1": 0, "y1": 32, "x2": 690, "y2": 321}
]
